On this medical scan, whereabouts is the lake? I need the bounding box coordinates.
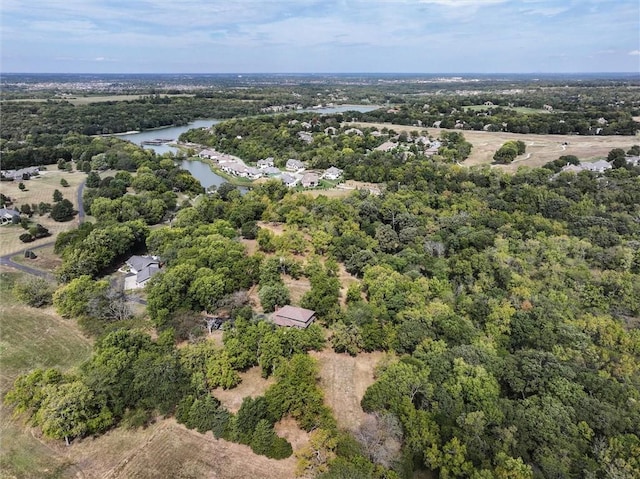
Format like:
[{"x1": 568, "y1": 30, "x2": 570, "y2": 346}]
[{"x1": 116, "y1": 105, "x2": 381, "y2": 189}]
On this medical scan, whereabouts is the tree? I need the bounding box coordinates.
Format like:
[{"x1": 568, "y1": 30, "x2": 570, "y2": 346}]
[
  {"x1": 12, "y1": 277, "x2": 55, "y2": 307},
  {"x1": 60, "y1": 178, "x2": 69, "y2": 187},
  {"x1": 86, "y1": 171, "x2": 101, "y2": 188},
  {"x1": 53, "y1": 189, "x2": 63, "y2": 202},
  {"x1": 50, "y1": 199, "x2": 74, "y2": 222},
  {"x1": 53, "y1": 275, "x2": 109, "y2": 318},
  {"x1": 258, "y1": 283, "x2": 291, "y2": 313},
  {"x1": 354, "y1": 412, "x2": 403, "y2": 468},
  {"x1": 18, "y1": 182, "x2": 26, "y2": 191},
  {"x1": 35, "y1": 380, "x2": 113, "y2": 445}
]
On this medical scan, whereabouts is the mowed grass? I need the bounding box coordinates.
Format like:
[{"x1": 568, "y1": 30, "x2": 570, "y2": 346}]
[
  {"x1": 347, "y1": 121, "x2": 640, "y2": 172},
  {"x1": 0, "y1": 167, "x2": 86, "y2": 257},
  {"x1": 0, "y1": 269, "x2": 93, "y2": 478}
]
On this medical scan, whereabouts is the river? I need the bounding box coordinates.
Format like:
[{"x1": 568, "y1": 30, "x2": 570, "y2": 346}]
[{"x1": 116, "y1": 105, "x2": 380, "y2": 188}]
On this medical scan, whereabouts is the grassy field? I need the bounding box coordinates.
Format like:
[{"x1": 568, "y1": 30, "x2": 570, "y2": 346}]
[
  {"x1": 347, "y1": 121, "x2": 640, "y2": 172},
  {"x1": 0, "y1": 168, "x2": 85, "y2": 257},
  {"x1": 0, "y1": 269, "x2": 94, "y2": 478},
  {"x1": 310, "y1": 349, "x2": 384, "y2": 432}
]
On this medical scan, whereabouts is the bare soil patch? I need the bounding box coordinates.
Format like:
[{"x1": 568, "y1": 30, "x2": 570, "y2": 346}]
[
  {"x1": 310, "y1": 349, "x2": 384, "y2": 432},
  {"x1": 347, "y1": 121, "x2": 640, "y2": 172},
  {"x1": 274, "y1": 416, "x2": 310, "y2": 452},
  {"x1": 212, "y1": 366, "x2": 275, "y2": 413},
  {"x1": 283, "y1": 274, "x2": 312, "y2": 305}
]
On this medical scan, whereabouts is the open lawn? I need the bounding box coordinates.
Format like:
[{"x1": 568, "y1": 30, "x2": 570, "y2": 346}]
[
  {"x1": 0, "y1": 167, "x2": 85, "y2": 257},
  {"x1": 347, "y1": 121, "x2": 640, "y2": 173}
]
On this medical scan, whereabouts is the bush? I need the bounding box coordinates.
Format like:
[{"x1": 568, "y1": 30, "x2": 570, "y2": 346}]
[
  {"x1": 19, "y1": 233, "x2": 34, "y2": 243},
  {"x1": 12, "y1": 277, "x2": 55, "y2": 307}
]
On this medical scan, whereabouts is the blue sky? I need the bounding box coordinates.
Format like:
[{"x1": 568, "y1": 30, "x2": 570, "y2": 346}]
[{"x1": 2, "y1": 0, "x2": 639, "y2": 73}]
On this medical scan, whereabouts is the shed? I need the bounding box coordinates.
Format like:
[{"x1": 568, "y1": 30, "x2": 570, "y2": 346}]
[{"x1": 272, "y1": 305, "x2": 316, "y2": 329}]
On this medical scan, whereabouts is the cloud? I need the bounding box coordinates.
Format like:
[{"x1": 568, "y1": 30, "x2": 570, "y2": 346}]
[{"x1": 629, "y1": 50, "x2": 640, "y2": 56}]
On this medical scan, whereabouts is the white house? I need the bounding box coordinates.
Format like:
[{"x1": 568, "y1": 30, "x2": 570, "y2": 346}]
[
  {"x1": 322, "y1": 167, "x2": 343, "y2": 181},
  {"x1": 199, "y1": 149, "x2": 218, "y2": 159},
  {"x1": 286, "y1": 159, "x2": 305, "y2": 171},
  {"x1": 257, "y1": 158, "x2": 274, "y2": 169},
  {"x1": 301, "y1": 172, "x2": 320, "y2": 188},
  {"x1": 581, "y1": 160, "x2": 612, "y2": 173},
  {"x1": 0, "y1": 208, "x2": 20, "y2": 225},
  {"x1": 280, "y1": 173, "x2": 299, "y2": 188}
]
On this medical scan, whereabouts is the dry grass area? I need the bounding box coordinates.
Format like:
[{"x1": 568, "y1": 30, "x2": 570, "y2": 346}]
[
  {"x1": 310, "y1": 349, "x2": 385, "y2": 432},
  {"x1": 10, "y1": 244, "x2": 63, "y2": 275},
  {"x1": 347, "y1": 121, "x2": 640, "y2": 172},
  {"x1": 55, "y1": 418, "x2": 297, "y2": 479},
  {"x1": 212, "y1": 366, "x2": 275, "y2": 413},
  {"x1": 0, "y1": 168, "x2": 85, "y2": 257}
]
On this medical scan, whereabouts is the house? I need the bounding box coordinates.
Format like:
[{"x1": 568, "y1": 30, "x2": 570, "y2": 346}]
[
  {"x1": 199, "y1": 149, "x2": 218, "y2": 159},
  {"x1": 0, "y1": 208, "x2": 20, "y2": 225},
  {"x1": 625, "y1": 156, "x2": 640, "y2": 167},
  {"x1": 375, "y1": 141, "x2": 398, "y2": 152},
  {"x1": 286, "y1": 159, "x2": 305, "y2": 171},
  {"x1": 1, "y1": 167, "x2": 40, "y2": 181},
  {"x1": 298, "y1": 131, "x2": 313, "y2": 144},
  {"x1": 125, "y1": 255, "x2": 162, "y2": 289},
  {"x1": 300, "y1": 121, "x2": 312, "y2": 129},
  {"x1": 257, "y1": 158, "x2": 274, "y2": 169},
  {"x1": 280, "y1": 173, "x2": 299, "y2": 188},
  {"x1": 324, "y1": 127, "x2": 337, "y2": 135},
  {"x1": 344, "y1": 128, "x2": 364, "y2": 136},
  {"x1": 272, "y1": 305, "x2": 316, "y2": 329},
  {"x1": 245, "y1": 167, "x2": 262, "y2": 180},
  {"x1": 581, "y1": 160, "x2": 612, "y2": 173},
  {"x1": 301, "y1": 172, "x2": 320, "y2": 188},
  {"x1": 322, "y1": 166, "x2": 343, "y2": 180}
]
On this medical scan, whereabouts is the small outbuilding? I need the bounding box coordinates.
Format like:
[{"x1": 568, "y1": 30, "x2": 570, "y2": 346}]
[{"x1": 272, "y1": 305, "x2": 316, "y2": 329}]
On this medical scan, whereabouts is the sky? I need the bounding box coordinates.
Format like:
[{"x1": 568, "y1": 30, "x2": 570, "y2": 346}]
[{"x1": 1, "y1": 0, "x2": 639, "y2": 74}]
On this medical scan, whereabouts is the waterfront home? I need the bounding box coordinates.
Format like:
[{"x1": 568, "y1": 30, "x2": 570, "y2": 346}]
[
  {"x1": 286, "y1": 159, "x2": 305, "y2": 171},
  {"x1": 280, "y1": 173, "x2": 299, "y2": 188},
  {"x1": 257, "y1": 158, "x2": 275, "y2": 169},
  {"x1": 322, "y1": 167, "x2": 343, "y2": 180},
  {"x1": 301, "y1": 172, "x2": 320, "y2": 188}
]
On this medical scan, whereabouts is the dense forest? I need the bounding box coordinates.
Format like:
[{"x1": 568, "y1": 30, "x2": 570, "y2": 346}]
[{"x1": 3, "y1": 77, "x2": 640, "y2": 479}]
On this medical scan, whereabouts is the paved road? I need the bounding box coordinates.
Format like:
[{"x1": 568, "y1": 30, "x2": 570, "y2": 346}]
[{"x1": 1, "y1": 179, "x2": 87, "y2": 280}]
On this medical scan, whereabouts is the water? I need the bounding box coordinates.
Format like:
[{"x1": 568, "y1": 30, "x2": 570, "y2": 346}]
[
  {"x1": 116, "y1": 119, "x2": 221, "y2": 155},
  {"x1": 116, "y1": 105, "x2": 380, "y2": 190},
  {"x1": 177, "y1": 159, "x2": 233, "y2": 190}
]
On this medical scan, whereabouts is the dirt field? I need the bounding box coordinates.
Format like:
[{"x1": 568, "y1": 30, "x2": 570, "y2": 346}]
[
  {"x1": 0, "y1": 168, "x2": 85, "y2": 257},
  {"x1": 212, "y1": 366, "x2": 275, "y2": 413},
  {"x1": 347, "y1": 121, "x2": 640, "y2": 172},
  {"x1": 310, "y1": 349, "x2": 385, "y2": 432}
]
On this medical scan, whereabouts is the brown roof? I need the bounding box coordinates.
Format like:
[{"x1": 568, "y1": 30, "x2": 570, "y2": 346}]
[{"x1": 272, "y1": 305, "x2": 316, "y2": 328}]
